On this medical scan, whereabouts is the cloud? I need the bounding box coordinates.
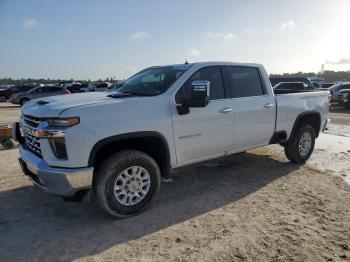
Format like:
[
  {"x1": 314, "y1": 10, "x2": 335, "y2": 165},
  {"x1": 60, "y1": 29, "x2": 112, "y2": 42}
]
[
  {"x1": 280, "y1": 20, "x2": 295, "y2": 31},
  {"x1": 325, "y1": 55, "x2": 350, "y2": 65},
  {"x1": 130, "y1": 32, "x2": 151, "y2": 40},
  {"x1": 188, "y1": 48, "x2": 200, "y2": 58},
  {"x1": 22, "y1": 19, "x2": 38, "y2": 29},
  {"x1": 244, "y1": 28, "x2": 257, "y2": 35},
  {"x1": 205, "y1": 32, "x2": 236, "y2": 42}
]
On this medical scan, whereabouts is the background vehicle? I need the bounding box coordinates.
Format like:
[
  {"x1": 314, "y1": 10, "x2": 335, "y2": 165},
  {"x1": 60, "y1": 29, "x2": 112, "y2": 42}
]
[
  {"x1": 80, "y1": 83, "x2": 96, "y2": 92},
  {"x1": 0, "y1": 85, "x2": 37, "y2": 102},
  {"x1": 320, "y1": 83, "x2": 335, "y2": 89},
  {"x1": 67, "y1": 83, "x2": 83, "y2": 93},
  {"x1": 14, "y1": 62, "x2": 329, "y2": 218},
  {"x1": 339, "y1": 89, "x2": 350, "y2": 108},
  {"x1": 9, "y1": 85, "x2": 70, "y2": 106},
  {"x1": 329, "y1": 82, "x2": 350, "y2": 102},
  {"x1": 59, "y1": 81, "x2": 75, "y2": 89},
  {"x1": 107, "y1": 82, "x2": 124, "y2": 91},
  {"x1": 273, "y1": 82, "x2": 312, "y2": 93},
  {"x1": 93, "y1": 82, "x2": 110, "y2": 92},
  {"x1": 309, "y1": 77, "x2": 325, "y2": 87},
  {"x1": 269, "y1": 77, "x2": 314, "y2": 88}
]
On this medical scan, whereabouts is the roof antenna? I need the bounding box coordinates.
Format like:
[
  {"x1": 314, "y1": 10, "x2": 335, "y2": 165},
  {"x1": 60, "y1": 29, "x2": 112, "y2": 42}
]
[{"x1": 185, "y1": 59, "x2": 190, "y2": 64}]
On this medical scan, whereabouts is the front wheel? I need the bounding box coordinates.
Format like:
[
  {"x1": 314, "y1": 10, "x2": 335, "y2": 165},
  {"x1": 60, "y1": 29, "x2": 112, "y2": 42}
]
[
  {"x1": 284, "y1": 125, "x2": 315, "y2": 163},
  {"x1": 94, "y1": 150, "x2": 161, "y2": 218},
  {"x1": 0, "y1": 96, "x2": 6, "y2": 102}
]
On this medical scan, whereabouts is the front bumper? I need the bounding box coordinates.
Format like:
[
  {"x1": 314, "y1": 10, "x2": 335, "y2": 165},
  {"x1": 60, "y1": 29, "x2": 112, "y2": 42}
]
[{"x1": 19, "y1": 146, "x2": 93, "y2": 197}]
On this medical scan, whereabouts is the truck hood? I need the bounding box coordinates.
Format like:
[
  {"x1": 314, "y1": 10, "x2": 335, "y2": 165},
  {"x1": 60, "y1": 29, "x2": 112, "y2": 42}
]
[{"x1": 22, "y1": 92, "x2": 118, "y2": 117}]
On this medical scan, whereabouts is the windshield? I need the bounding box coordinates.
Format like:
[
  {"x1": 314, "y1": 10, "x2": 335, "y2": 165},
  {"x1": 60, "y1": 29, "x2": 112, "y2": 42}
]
[{"x1": 116, "y1": 65, "x2": 190, "y2": 96}]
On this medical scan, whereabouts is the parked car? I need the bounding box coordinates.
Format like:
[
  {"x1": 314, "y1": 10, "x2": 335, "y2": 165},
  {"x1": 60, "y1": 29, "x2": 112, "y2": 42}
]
[
  {"x1": 329, "y1": 82, "x2": 350, "y2": 102},
  {"x1": 80, "y1": 83, "x2": 96, "y2": 92},
  {"x1": 14, "y1": 62, "x2": 329, "y2": 217},
  {"x1": 9, "y1": 85, "x2": 70, "y2": 106},
  {"x1": 67, "y1": 83, "x2": 83, "y2": 93},
  {"x1": 309, "y1": 77, "x2": 325, "y2": 87},
  {"x1": 58, "y1": 81, "x2": 76, "y2": 89},
  {"x1": 0, "y1": 85, "x2": 37, "y2": 102},
  {"x1": 273, "y1": 82, "x2": 312, "y2": 92},
  {"x1": 107, "y1": 82, "x2": 124, "y2": 91},
  {"x1": 339, "y1": 89, "x2": 350, "y2": 108},
  {"x1": 320, "y1": 83, "x2": 335, "y2": 89},
  {"x1": 269, "y1": 77, "x2": 314, "y2": 88},
  {"x1": 93, "y1": 82, "x2": 110, "y2": 92}
]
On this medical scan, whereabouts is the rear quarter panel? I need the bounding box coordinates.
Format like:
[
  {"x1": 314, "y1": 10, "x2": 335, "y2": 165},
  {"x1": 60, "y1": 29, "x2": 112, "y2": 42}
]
[{"x1": 275, "y1": 91, "x2": 329, "y2": 139}]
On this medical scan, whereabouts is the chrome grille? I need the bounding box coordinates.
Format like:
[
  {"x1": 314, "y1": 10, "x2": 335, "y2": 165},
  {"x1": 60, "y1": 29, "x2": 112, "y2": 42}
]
[
  {"x1": 21, "y1": 125, "x2": 42, "y2": 157},
  {"x1": 23, "y1": 115, "x2": 41, "y2": 128}
]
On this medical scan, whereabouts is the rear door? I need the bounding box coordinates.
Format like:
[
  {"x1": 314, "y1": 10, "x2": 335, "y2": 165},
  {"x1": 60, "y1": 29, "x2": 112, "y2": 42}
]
[{"x1": 225, "y1": 66, "x2": 275, "y2": 150}]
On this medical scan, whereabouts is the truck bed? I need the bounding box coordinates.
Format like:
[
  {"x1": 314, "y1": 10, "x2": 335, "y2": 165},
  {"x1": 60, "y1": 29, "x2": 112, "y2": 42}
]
[
  {"x1": 274, "y1": 89, "x2": 317, "y2": 94},
  {"x1": 274, "y1": 91, "x2": 329, "y2": 139}
]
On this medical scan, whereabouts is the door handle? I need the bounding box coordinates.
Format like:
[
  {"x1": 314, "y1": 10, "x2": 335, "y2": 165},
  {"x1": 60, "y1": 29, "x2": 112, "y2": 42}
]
[
  {"x1": 263, "y1": 103, "x2": 274, "y2": 108},
  {"x1": 219, "y1": 108, "x2": 233, "y2": 113}
]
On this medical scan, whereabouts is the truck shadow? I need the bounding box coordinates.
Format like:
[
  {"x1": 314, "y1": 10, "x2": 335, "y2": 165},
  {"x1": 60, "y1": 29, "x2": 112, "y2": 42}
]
[{"x1": 0, "y1": 151, "x2": 301, "y2": 261}]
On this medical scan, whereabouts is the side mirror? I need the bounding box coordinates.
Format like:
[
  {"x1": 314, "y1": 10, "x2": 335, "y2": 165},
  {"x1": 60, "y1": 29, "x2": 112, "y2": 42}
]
[{"x1": 182, "y1": 80, "x2": 210, "y2": 108}]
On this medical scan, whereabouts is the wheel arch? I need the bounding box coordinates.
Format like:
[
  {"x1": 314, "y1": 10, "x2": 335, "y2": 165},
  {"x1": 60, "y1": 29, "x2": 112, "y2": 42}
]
[
  {"x1": 290, "y1": 110, "x2": 321, "y2": 139},
  {"x1": 88, "y1": 131, "x2": 171, "y2": 178}
]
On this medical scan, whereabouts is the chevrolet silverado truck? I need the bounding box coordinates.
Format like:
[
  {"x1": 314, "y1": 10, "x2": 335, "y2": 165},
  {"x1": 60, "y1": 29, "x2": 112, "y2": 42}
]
[{"x1": 13, "y1": 62, "x2": 330, "y2": 217}]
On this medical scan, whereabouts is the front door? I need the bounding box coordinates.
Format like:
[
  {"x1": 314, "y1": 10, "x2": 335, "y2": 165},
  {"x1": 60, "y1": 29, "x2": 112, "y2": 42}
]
[{"x1": 172, "y1": 66, "x2": 234, "y2": 164}]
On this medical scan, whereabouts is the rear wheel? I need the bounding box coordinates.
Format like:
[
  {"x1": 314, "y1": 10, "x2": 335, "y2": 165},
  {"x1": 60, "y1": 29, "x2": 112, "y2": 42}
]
[
  {"x1": 0, "y1": 96, "x2": 6, "y2": 102},
  {"x1": 94, "y1": 150, "x2": 161, "y2": 218},
  {"x1": 284, "y1": 125, "x2": 315, "y2": 163}
]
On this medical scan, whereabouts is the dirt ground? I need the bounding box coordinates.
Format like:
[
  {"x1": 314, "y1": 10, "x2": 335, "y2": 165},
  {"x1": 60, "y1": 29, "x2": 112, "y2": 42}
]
[{"x1": 0, "y1": 103, "x2": 350, "y2": 261}]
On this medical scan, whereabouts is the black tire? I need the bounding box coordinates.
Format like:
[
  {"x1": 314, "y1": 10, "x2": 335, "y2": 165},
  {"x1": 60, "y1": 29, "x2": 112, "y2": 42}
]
[
  {"x1": 20, "y1": 98, "x2": 29, "y2": 106},
  {"x1": 0, "y1": 96, "x2": 6, "y2": 102},
  {"x1": 284, "y1": 125, "x2": 315, "y2": 163},
  {"x1": 1, "y1": 139, "x2": 14, "y2": 150},
  {"x1": 94, "y1": 150, "x2": 161, "y2": 218}
]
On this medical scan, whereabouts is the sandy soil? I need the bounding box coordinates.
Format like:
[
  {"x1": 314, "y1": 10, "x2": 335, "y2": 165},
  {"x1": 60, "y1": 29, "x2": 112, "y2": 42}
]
[{"x1": 0, "y1": 103, "x2": 350, "y2": 261}]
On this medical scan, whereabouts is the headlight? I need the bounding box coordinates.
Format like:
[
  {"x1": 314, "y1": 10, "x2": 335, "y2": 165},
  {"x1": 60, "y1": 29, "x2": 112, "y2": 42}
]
[{"x1": 47, "y1": 117, "x2": 80, "y2": 127}]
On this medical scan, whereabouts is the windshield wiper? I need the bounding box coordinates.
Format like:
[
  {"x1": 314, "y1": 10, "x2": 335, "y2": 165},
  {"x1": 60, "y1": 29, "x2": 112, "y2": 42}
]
[
  {"x1": 107, "y1": 91, "x2": 153, "y2": 98},
  {"x1": 124, "y1": 91, "x2": 154, "y2": 96}
]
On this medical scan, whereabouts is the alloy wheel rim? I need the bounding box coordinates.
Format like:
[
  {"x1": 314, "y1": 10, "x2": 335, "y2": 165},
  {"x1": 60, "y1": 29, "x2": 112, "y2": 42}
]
[
  {"x1": 298, "y1": 132, "x2": 312, "y2": 157},
  {"x1": 113, "y1": 166, "x2": 151, "y2": 206}
]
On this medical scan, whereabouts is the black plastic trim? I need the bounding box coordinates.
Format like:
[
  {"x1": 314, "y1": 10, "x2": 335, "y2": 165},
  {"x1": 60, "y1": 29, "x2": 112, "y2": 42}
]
[
  {"x1": 290, "y1": 110, "x2": 322, "y2": 138},
  {"x1": 269, "y1": 131, "x2": 287, "y2": 144},
  {"x1": 88, "y1": 131, "x2": 171, "y2": 171}
]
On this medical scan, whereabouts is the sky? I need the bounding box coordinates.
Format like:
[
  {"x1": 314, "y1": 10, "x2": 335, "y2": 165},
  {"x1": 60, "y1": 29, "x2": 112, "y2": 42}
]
[{"x1": 1, "y1": 0, "x2": 350, "y2": 80}]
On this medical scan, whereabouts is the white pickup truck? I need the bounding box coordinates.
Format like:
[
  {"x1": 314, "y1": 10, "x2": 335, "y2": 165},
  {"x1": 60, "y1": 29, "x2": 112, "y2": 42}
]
[{"x1": 14, "y1": 62, "x2": 330, "y2": 217}]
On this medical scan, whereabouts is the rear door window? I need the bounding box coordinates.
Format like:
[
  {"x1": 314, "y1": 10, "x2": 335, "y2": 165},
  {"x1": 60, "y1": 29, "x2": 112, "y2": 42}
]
[{"x1": 227, "y1": 66, "x2": 265, "y2": 98}]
